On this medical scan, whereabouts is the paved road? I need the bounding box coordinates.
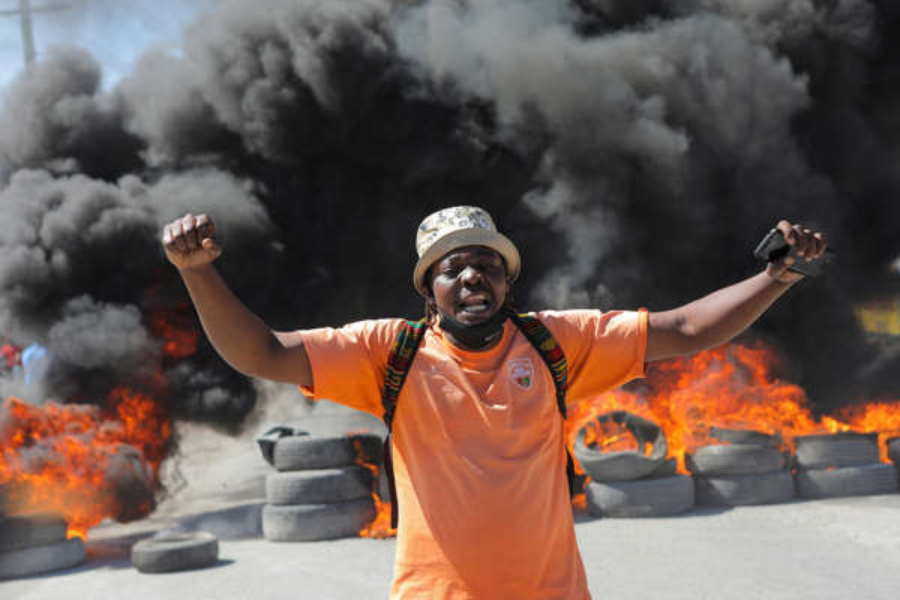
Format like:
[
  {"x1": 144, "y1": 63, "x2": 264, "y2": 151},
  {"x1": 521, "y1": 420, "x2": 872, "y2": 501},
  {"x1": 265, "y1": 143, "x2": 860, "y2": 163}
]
[
  {"x1": 4, "y1": 494, "x2": 900, "y2": 599},
  {"x1": 4, "y1": 396, "x2": 900, "y2": 598}
]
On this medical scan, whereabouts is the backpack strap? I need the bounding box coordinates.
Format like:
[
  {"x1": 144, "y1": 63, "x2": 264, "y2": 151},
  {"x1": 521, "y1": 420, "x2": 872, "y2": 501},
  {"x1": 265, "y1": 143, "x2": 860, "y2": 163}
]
[
  {"x1": 381, "y1": 318, "x2": 427, "y2": 529},
  {"x1": 382, "y1": 318, "x2": 427, "y2": 430},
  {"x1": 506, "y1": 310, "x2": 578, "y2": 496}
]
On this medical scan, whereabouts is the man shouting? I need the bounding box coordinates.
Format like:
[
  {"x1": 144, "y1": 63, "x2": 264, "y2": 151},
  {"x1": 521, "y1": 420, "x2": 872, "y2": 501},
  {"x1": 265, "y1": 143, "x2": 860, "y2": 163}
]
[{"x1": 162, "y1": 206, "x2": 826, "y2": 599}]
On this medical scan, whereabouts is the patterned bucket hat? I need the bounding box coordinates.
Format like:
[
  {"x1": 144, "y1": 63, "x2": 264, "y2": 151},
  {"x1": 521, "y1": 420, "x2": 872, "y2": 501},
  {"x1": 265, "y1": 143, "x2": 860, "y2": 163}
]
[{"x1": 413, "y1": 206, "x2": 521, "y2": 296}]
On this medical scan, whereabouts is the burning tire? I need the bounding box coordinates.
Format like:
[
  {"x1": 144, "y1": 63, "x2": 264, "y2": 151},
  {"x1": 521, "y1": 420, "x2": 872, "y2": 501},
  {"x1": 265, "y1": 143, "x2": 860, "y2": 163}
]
[
  {"x1": 349, "y1": 433, "x2": 384, "y2": 466},
  {"x1": 584, "y1": 475, "x2": 694, "y2": 518},
  {"x1": 0, "y1": 513, "x2": 68, "y2": 552},
  {"x1": 0, "y1": 537, "x2": 85, "y2": 580},
  {"x1": 685, "y1": 444, "x2": 786, "y2": 476},
  {"x1": 262, "y1": 497, "x2": 376, "y2": 541},
  {"x1": 793, "y1": 432, "x2": 880, "y2": 470},
  {"x1": 266, "y1": 466, "x2": 374, "y2": 505},
  {"x1": 709, "y1": 427, "x2": 781, "y2": 447},
  {"x1": 795, "y1": 463, "x2": 899, "y2": 499},
  {"x1": 0, "y1": 484, "x2": 11, "y2": 516},
  {"x1": 131, "y1": 531, "x2": 219, "y2": 574},
  {"x1": 693, "y1": 470, "x2": 794, "y2": 506},
  {"x1": 650, "y1": 457, "x2": 678, "y2": 478},
  {"x1": 574, "y1": 451, "x2": 670, "y2": 482},
  {"x1": 887, "y1": 437, "x2": 900, "y2": 465},
  {"x1": 273, "y1": 433, "x2": 381, "y2": 471},
  {"x1": 574, "y1": 411, "x2": 668, "y2": 482}
]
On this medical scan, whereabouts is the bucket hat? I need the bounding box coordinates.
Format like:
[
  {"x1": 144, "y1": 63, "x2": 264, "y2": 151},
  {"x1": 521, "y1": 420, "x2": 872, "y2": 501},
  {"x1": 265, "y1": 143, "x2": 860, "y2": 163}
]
[{"x1": 413, "y1": 206, "x2": 521, "y2": 296}]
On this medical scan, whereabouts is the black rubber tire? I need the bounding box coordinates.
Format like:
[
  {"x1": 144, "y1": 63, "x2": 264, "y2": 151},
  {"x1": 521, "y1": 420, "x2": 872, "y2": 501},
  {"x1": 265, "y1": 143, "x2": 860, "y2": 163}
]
[
  {"x1": 650, "y1": 457, "x2": 678, "y2": 478},
  {"x1": 131, "y1": 531, "x2": 219, "y2": 574},
  {"x1": 272, "y1": 434, "x2": 381, "y2": 471},
  {"x1": 256, "y1": 427, "x2": 309, "y2": 466},
  {"x1": 349, "y1": 433, "x2": 384, "y2": 466},
  {"x1": 685, "y1": 444, "x2": 786, "y2": 476},
  {"x1": 575, "y1": 450, "x2": 667, "y2": 482},
  {"x1": 793, "y1": 432, "x2": 880, "y2": 469},
  {"x1": 266, "y1": 467, "x2": 373, "y2": 505},
  {"x1": 574, "y1": 411, "x2": 668, "y2": 482},
  {"x1": 694, "y1": 470, "x2": 794, "y2": 506},
  {"x1": 584, "y1": 475, "x2": 694, "y2": 518},
  {"x1": 887, "y1": 437, "x2": 900, "y2": 465},
  {"x1": 262, "y1": 498, "x2": 376, "y2": 542},
  {"x1": 0, "y1": 514, "x2": 68, "y2": 552},
  {"x1": 0, "y1": 484, "x2": 12, "y2": 517},
  {"x1": 795, "y1": 463, "x2": 899, "y2": 499},
  {"x1": 709, "y1": 427, "x2": 781, "y2": 447},
  {"x1": 0, "y1": 538, "x2": 85, "y2": 580}
]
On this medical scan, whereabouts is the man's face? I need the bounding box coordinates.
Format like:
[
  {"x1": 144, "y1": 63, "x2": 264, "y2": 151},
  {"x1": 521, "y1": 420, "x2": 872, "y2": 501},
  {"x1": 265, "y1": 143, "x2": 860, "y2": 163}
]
[{"x1": 428, "y1": 246, "x2": 509, "y2": 325}]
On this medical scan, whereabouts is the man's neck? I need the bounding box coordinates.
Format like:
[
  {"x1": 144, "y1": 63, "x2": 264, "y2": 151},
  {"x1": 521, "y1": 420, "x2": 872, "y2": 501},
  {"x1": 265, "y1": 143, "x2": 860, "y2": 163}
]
[{"x1": 438, "y1": 309, "x2": 507, "y2": 351}]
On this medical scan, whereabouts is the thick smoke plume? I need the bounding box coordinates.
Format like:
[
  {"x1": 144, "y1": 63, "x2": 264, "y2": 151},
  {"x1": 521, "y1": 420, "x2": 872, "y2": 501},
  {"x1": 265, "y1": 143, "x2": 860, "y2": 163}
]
[{"x1": 1, "y1": 0, "x2": 898, "y2": 438}]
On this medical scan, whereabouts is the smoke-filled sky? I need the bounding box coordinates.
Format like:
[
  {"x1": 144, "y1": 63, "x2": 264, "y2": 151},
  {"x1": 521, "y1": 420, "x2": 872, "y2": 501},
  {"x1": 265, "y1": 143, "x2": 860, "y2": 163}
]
[
  {"x1": 0, "y1": 0, "x2": 213, "y2": 91},
  {"x1": 1, "y1": 0, "x2": 898, "y2": 424}
]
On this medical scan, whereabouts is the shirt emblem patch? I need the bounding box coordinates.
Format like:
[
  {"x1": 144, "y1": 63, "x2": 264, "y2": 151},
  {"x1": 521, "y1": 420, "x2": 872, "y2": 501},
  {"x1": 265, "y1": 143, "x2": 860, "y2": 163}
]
[{"x1": 508, "y1": 357, "x2": 535, "y2": 390}]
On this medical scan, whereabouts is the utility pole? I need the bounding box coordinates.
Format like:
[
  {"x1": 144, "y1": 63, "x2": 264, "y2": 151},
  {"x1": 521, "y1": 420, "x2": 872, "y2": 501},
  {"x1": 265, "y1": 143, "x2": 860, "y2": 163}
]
[
  {"x1": 0, "y1": 0, "x2": 71, "y2": 68},
  {"x1": 19, "y1": 0, "x2": 36, "y2": 65}
]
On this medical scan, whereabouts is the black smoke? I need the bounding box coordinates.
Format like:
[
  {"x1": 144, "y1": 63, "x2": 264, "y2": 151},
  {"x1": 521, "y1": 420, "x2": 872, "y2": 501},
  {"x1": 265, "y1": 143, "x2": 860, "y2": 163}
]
[{"x1": 0, "y1": 0, "x2": 897, "y2": 429}]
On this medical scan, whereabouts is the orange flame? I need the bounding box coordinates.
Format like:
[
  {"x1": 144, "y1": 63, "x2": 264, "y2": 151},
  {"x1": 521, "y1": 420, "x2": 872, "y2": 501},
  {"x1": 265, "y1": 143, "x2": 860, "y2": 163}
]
[
  {"x1": 147, "y1": 310, "x2": 199, "y2": 360},
  {"x1": 832, "y1": 401, "x2": 900, "y2": 462},
  {"x1": 566, "y1": 343, "x2": 900, "y2": 474},
  {"x1": 350, "y1": 433, "x2": 396, "y2": 539},
  {"x1": 0, "y1": 390, "x2": 171, "y2": 539},
  {"x1": 571, "y1": 492, "x2": 587, "y2": 511},
  {"x1": 578, "y1": 410, "x2": 643, "y2": 454},
  {"x1": 359, "y1": 494, "x2": 397, "y2": 540},
  {"x1": 0, "y1": 305, "x2": 200, "y2": 538}
]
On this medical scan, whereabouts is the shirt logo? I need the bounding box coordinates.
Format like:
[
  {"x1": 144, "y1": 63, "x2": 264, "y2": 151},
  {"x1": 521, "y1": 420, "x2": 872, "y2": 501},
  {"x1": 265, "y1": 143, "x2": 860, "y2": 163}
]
[{"x1": 508, "y1": 357, "x2": 535, "y2": 390}]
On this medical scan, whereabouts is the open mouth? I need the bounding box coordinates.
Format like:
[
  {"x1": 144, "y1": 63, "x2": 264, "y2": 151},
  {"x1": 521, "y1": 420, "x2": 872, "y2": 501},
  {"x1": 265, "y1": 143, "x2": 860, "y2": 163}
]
[{"x1": 458, "y1": 294, "x2": 493, "y2": 315}]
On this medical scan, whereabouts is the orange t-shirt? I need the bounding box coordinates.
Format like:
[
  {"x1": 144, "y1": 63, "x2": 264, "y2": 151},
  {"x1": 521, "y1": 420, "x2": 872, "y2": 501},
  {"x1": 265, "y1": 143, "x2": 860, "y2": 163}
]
[{"x1": 299, "y1": 309, "x2": 648, "y2": 599}]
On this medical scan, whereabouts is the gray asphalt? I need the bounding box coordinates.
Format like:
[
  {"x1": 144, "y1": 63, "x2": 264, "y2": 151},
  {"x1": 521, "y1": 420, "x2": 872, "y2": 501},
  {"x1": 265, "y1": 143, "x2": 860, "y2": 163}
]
[{"x1": 3, "y1": 494, "x2": 900, "y2": 599}]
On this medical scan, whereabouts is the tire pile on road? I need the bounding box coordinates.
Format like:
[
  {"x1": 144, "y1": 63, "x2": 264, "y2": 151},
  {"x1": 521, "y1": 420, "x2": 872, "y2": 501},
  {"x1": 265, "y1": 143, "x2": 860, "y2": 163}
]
[
  {"x1": 0, "y1": 513, "x2": 85, "y2": 580},
  {"x1": 578, "y1": 412, "x2": 695, "y2": 518},
  {"x1": 793, "y1": 432, "x2": 899, "y2": 499},
  {"x1": 262, "y1": 432, "x2": 382, "y2": 541},
  {"x1": 688, "y1": 428, "x2": 794, "y2": 507}
]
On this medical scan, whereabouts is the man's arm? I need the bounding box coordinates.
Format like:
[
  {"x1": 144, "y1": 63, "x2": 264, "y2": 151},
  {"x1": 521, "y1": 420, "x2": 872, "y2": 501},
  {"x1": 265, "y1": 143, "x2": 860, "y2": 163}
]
[
  {"x1": 645, "y1": 220, "x2": 827, "y2": 362},
  {"x1": 162, "y1": 213, "x2": 313, "y2": 387}
]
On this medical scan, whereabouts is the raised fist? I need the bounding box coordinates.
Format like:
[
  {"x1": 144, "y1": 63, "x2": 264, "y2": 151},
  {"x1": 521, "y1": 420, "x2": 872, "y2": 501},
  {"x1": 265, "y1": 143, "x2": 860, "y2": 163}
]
[{"x1": 162, "y1": 213, "x2": 222, "y2": 271}]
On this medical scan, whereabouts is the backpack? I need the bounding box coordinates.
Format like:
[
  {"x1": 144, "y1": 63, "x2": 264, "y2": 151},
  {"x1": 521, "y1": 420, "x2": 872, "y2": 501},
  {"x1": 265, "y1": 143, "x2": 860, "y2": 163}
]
[{"x1": 380, "y1": 309, "x2": 577, "y2": 528}]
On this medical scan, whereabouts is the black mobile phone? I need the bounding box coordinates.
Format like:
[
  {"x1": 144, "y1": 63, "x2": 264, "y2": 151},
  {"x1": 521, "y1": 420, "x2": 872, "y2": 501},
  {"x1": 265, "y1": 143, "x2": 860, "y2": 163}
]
[{"x1": 753, "y1": 228, "x2": 834, "y2": 277}]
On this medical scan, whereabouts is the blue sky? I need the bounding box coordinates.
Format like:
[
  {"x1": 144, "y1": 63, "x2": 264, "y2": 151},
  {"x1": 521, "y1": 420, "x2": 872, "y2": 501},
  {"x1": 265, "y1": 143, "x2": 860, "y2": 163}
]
[{"x1": 0, "y1": 0, "x2": 215, "y2": 92}]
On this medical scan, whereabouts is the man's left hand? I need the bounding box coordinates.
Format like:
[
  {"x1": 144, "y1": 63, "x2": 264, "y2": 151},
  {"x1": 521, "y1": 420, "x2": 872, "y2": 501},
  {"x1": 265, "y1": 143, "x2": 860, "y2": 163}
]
[{"x1": 766, "y1": 220, "x2": 828, "y2": 284}]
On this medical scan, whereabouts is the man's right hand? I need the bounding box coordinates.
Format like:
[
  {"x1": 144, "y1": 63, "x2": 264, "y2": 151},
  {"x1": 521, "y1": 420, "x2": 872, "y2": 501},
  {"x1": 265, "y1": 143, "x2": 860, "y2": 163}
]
[{"x1": 162, "y1": 213, "x2": 223, "y2": 271}]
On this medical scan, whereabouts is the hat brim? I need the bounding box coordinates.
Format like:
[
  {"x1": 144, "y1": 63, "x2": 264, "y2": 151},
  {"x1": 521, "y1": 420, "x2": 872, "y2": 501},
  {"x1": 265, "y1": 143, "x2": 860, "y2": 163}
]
[{"x1": 413, "y1": 229, "x2": 521, "y2": 296}]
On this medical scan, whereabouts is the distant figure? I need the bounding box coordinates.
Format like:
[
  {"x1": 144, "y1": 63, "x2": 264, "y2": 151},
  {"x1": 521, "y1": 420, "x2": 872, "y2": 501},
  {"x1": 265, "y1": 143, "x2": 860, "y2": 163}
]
[
  {"x1": 1, "y1": 342, "x2": 21, "y2": 371},
  {"x1": 162, "y1": 206, "x2": 826, "y2": 599},
  {"x1": 20, "y1": 344, "x2": 50, "y2": 385}
]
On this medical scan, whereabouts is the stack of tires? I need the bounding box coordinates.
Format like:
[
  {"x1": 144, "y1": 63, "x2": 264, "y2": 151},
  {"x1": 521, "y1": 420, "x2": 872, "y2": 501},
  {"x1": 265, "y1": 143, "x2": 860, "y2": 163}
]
[
  {"x1": 688, "y1": 428, "x2": 794, "y2": 506},
  {"x1": 262, "y1": 433, "x2": 382, "y2": 541},
  {"x1": 578, "y1": 412, "x2": 694, "y2": 518},
  {"x1": 794, "y1": 432, "x2": 898, "y2": 499},
  {"x1": 0, "y1": 513, "x2": 85, "y2": 580}
]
